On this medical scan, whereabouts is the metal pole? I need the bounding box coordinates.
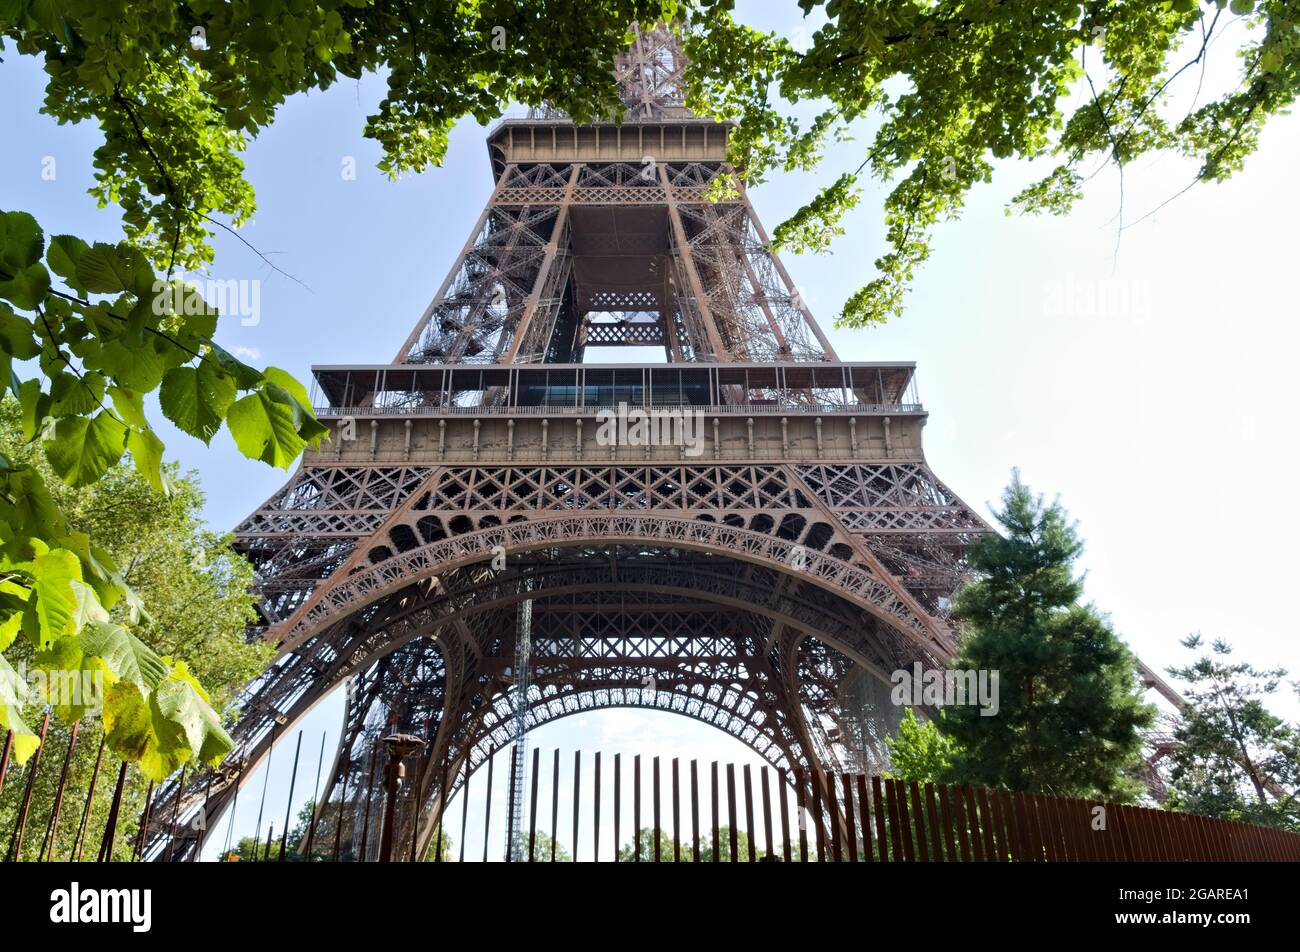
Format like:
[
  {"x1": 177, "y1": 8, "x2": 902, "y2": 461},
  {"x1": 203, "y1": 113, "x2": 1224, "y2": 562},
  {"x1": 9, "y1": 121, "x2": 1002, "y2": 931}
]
[
  {"x1": 279, "y1": 731, "x2": 303, "y2": 861},
  {"x1": 192, "y1": 772, "x2": 214, "y2": 862},
  {"x1": 458, "y1": 752, "x2": 470, "y2": 863},
  {"x1": 97, "y1": 760, "x2": 129, "y2": 862},
  {"x1": 304, "y1": 732, "x2": 327, "y2": 860},
  {"x1": 378, "y1": 734, "x2": 424, "y2": 863},
  {"x1": 39, "y1": 720, "x2": 79, "y2": 861},
  {"x1": 0, "y1": 729, "x2": 13, "y2": 797},
  {"x1": 7, "y1": 710, "x2": 50, "y2": 862},
  {"x1": 72, "y1": 733, "x2": 106, "y2": 862},
  {"x1": 356, "y1": 749, "x2": 377, "y2": 863},
  {"x1": 331, "y1": 757, "x2": 351, "y2": 862},
  {"x1": 131, "y1": 781, "x2": 154, "y2": 861},
  {"x1": 165, "y1": 765, "x2": 187, "y2": 862},
  {"x1": 252, "y1": 727, "x2": 275, "y2": 860},
  {"x1": 482, "y1": 746, "x2": 494, "y2": 863}
]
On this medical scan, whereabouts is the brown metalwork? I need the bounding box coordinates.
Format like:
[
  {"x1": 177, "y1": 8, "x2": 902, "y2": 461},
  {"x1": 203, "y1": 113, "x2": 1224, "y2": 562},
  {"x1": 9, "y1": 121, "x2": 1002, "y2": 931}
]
[{"x1": 135, "y1": 25, "x2": 1179, "y2": 863}]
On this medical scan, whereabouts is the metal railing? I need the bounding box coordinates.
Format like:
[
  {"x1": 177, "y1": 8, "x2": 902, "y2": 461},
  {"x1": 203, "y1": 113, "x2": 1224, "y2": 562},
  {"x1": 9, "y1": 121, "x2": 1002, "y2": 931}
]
[{"x1": 314, "y1": 402, "x2": 925, "y2": 418}]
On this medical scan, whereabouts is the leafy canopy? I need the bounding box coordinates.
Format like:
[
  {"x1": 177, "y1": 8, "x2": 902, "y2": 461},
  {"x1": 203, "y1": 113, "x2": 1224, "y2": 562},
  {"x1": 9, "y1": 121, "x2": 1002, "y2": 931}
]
[
  {"x1": 684, "y1": 0, "x2": 1300, "y2": 325},
  {"x1": 0, "y1": 209, "x2": 324, "y2": 775},
  {"x1": 6, "y1": 2, "x2": 1295, "y2": 322},
  {"x1": 0, "y1": 411, "x2": 269, "y2": 859}
]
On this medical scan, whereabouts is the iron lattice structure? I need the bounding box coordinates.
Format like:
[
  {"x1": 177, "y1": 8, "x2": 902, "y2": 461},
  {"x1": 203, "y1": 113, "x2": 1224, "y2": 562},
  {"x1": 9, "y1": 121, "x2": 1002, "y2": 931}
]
[{"x1": 142, "y1": 24, "x2": 1161, "y2": 861}]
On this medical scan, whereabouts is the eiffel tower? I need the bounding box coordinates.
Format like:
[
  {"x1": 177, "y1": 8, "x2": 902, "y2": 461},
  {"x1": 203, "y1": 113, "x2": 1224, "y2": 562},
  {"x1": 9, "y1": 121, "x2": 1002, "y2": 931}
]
[{"x1": 151, "y1": 25, "x2": 997, "y2": 861}]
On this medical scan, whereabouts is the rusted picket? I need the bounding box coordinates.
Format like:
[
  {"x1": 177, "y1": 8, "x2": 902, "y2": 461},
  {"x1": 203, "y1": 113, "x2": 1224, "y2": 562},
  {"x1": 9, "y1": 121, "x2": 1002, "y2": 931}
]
[
  {"x1": 856, "y1": 775, "x2": 874, "y2": 863},
  {"x1": 761, "y1": 767, "x2": 775, "y2": 860},
  {"x1": 794, "y1": 768, "x2": 809, "y2": 863},
  {"x1": 690, "y1": 759, "x2": 701, "y2": 862},
  {"x1": 778, "y1": 768, "x2": 792, "y2": 863},
  {"x1": 528, "y1": 747, "x2": 539, "y2": 862},
  {"x1": 871, "y1": 775, "x2": 889, "y2": 862},
  {"x1": 842, "y1": 774, "x2": 858, "y2": 863},
  {"x1": 593, "y1": 751, "x2": 601, "y2": 862},
  {"x1": 726, "y1": 763, "x2": 738, "y2": 863},
  {"x1": 710, "y1": 761, "x2": 720, "y2": 862},
  {"x1": 652, "y1": 755, "x2": 661, "y2": 863},
  {"x1": 671, "y1": 757, "x2": 680, "y2": 863},
  {"x1": 742, "y1": 765, "x2": 756, "y2": 863}
]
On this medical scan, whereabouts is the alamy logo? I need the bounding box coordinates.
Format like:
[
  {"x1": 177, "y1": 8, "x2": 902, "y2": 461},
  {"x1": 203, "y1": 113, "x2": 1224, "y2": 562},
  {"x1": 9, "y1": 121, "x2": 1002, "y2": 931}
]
[
  {"x1": 49, "y1": 883, "x2": 152, "y2": 932},
  {"x1": 890, "y1": 663, "x2": 1000, "y2": 716},
  {"x1": 594, "y1": 402, "x2": 704, "y2": 457},
  {"x1": 0, "y1": 662, "x2": 104, "y2": 715},
  {"x1": 152, "y1": 277, "x2": 262, "y2": 326}
]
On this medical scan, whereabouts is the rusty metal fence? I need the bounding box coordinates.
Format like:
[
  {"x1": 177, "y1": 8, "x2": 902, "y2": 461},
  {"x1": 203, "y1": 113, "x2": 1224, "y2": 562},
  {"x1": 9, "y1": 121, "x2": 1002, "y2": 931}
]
[
  {"x1": 5, "y1": 732, "x2": 1298, "y2": 861},
  {"x1": 414, "y1": 748, "x2": 1300, "y2": 863}
]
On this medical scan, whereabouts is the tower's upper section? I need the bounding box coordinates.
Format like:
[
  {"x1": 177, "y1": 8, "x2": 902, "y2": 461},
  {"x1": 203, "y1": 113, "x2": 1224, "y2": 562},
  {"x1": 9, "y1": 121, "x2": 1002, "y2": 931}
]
[{"x1": 391, "y1": 23, "x2": 838, "y2": 370}]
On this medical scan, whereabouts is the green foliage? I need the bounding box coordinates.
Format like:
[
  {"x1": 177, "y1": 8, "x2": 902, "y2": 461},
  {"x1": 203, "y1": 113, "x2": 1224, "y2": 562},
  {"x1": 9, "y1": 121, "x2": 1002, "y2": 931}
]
[
  {"x1": 3, "y1": 2, "x2": 1297, "y2": 330},
  {"x1": 521, "y1": 830, "x2": 571, "y2": 862},
  {"x1": 0, "y1": 418, "x2": 269, "y2": 859},
  {"x1": 683, "y1": 0, "x2": 1300, "y2": 326},
  {"x1": 886, "y1": 708, "x2": 960, "y2": 785},
  {"x1": 617, "y1": 825, "x2": 767, "y2": 861},
  {"x1": 941, "y1": 472, "x2": 1154, "y2": 801},
  {"x1": 1163, "y1": 636, "x2": 1299, "y2": 831},
  {"x1": 0, "y1": 210, "x2": 323, "y2": 776}
]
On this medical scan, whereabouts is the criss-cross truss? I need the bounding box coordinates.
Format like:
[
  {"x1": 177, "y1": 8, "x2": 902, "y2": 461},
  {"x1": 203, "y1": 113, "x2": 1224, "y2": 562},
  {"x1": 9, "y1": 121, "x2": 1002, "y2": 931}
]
[
  {"x1": 139, "y1": 27, "x2": 1020, "y2": 862},
  {"x1": 396, "y1": 161, "x2": 834, "y2": 365}
]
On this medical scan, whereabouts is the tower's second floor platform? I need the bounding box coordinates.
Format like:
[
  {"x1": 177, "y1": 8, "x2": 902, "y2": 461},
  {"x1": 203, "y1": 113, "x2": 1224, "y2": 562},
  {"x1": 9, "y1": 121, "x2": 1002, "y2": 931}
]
[{"x1": 311, "y1": 360, "x2": 921, "y2": 417}]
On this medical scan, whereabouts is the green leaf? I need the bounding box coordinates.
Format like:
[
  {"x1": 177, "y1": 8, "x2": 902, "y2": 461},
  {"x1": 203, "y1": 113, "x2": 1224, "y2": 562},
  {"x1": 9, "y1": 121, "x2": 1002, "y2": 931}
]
[
  {"x1": 209, "y1": 342, "x2": 263, "y2": 389},
  {"x1": 0, "y1": 210, "x2": 44, "y2": 272},
  {"x1": 0, "y1": 612, "x2": 20, "y2": 652},
  {"x1": 107, "y1": 384, "x2": 148, "y2": 429},
  {"x1": 0, "y1": 304, "x2": 41, "y2": 359},
  {"x1": 263, "y1": 366, "x2": 311, "y2": 410},
  {"x1": 126, "y1": 426, "x2": 168, "y2": 493},
  {"x1": 46, "y1": 234, "x2": 89, "y2": 287},
  {"x1": 75, "y1": 242, "x2": 141, "y2": 294},
  {"x1": 29, "y1": 547, "x2": 83, "y2": 647},
  {"x1": 43, "y1": 411, "x2": 129, "y2": 486},
  {"x1": 98, "y1": 337, "x2": 166, "y2": 392},
  {"x1": 160, "y1": 361, "x2": 235, "y2": 443},
  {"x1": 226, "y1": 388, "x2": 310, "y2": 467},
  {"x1": 151, "y1": 661, "x2": 234, "y2": 767},
  {"x1": 49, "y1": 370, "x2": 106, "y2": 417},
  {"x1": 0, "y1": 654, "x2": 40, "y2": 765},
  {"x1": 79, "y1": 620, "x2": 168, "y2": 691},
  {"x1": 68, "y1": 578, "x2": 111, "y2": 629},
  {"x1": 102, "y1": 680, "x2": 152, "y2": 761},
  {"x1": 18, "y1": 376, "x2": 51, "y2": 441},
  {"x1": 0, "y1": 262, "x2": 51, "y2": 310}
]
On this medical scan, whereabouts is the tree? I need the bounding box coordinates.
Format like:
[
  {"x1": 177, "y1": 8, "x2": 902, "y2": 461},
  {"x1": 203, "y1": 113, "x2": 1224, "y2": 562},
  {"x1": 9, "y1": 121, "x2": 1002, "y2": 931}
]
[
  {"x1": 521, "y1": 830, "x2": 572, "y2": 863},
  {"x1": 1163, "y1": 636, "x2": 1299, "y2": 830},
  {"x1": 617, "y1": 825, "x2": 766, "y2": 861},
  {"x1": 941, "y1": 473, "x2": 1154, "y2": 801},
  {"x1": 685, "y1": 0, "x2": 1300, "y2": 326},
  {"x1": 0, "y1": 397, "x2": 269, "y2": 860},
  {"x1": 885, "y1": 708, "x2": 960, "y2": 785}
]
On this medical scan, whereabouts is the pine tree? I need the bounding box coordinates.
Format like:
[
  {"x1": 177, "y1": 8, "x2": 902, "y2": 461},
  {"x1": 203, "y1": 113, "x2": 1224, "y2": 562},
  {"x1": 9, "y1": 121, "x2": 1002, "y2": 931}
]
[
  {"x1": 942, "y1": 473, "x2": 1154, "y2": 801},
  {"x1": 1164, "y1": 636, "x2": 1299, "y2": 831}
]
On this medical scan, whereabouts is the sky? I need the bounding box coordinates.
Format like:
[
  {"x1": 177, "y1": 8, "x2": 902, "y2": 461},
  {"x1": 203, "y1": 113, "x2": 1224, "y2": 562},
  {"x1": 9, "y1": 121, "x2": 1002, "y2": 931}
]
[{"x1": 2, "y1": 4, "x2": 1298, "y2": 859}]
